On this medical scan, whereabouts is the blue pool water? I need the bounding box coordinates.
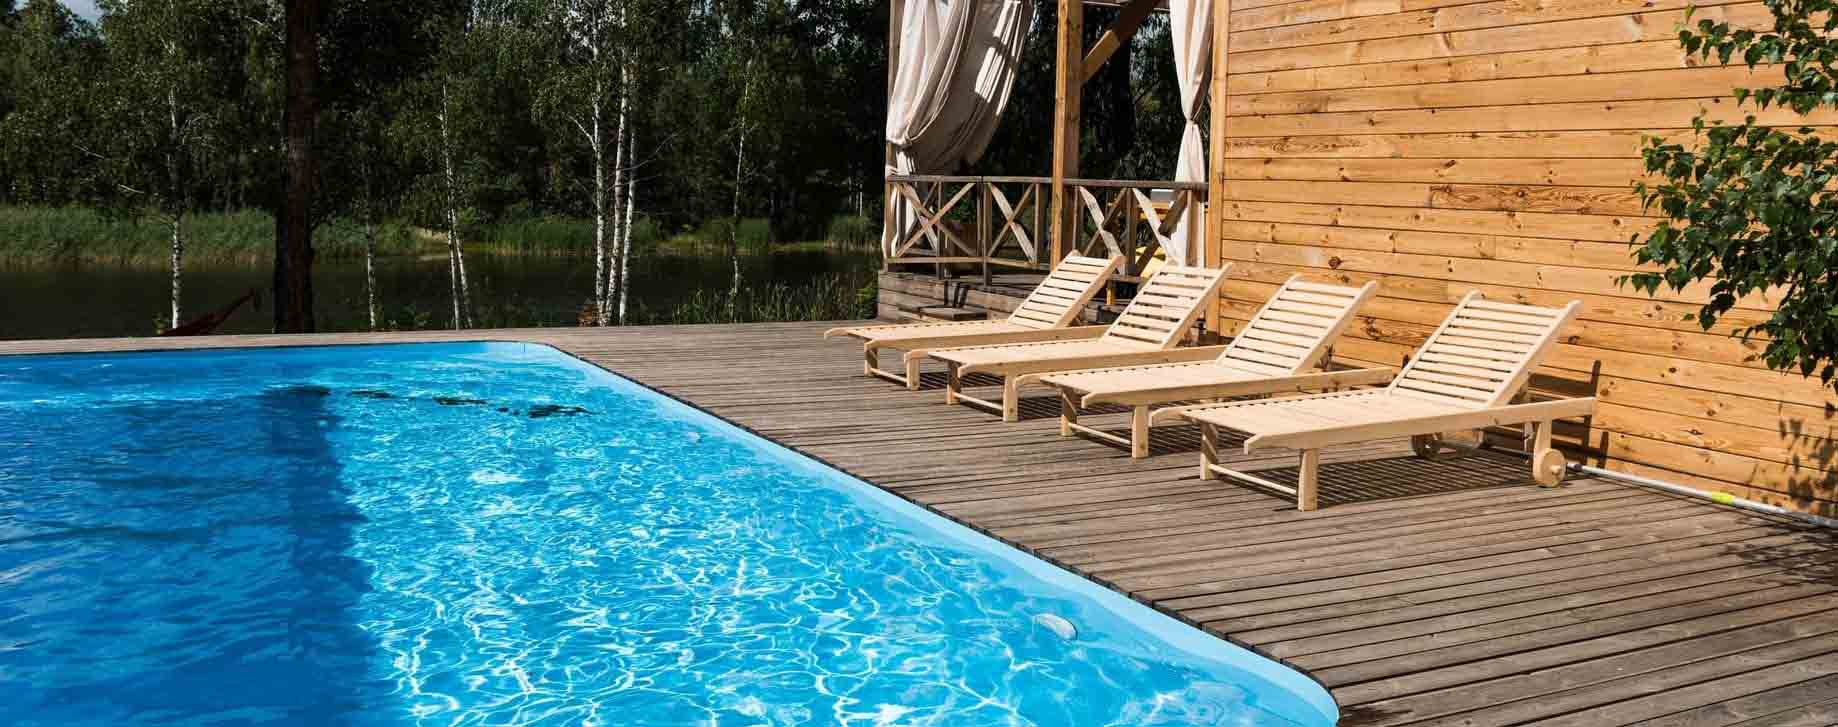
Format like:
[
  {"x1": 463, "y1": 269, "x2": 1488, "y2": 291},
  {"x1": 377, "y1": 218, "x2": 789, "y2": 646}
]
[{"x1": 0, "y1": 342, "x2": 1336, "y2": 726}]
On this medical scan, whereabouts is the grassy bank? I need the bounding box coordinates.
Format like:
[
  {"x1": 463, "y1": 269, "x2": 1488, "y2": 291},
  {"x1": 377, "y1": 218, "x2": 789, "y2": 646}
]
[
  {"x1": 0, "y1": 206, "x2": 427, "y2": 265},
  {"x1": 0, "y1": 206, "x2": 880, "y2": 265},
  {"x1": 365, "y1": 273, "x2": 879, "y2": 332}
]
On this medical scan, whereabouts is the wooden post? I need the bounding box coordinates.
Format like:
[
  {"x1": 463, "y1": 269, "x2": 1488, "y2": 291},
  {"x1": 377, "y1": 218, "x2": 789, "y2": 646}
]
[
  {"x1": 1049, "y1": 0, "x2": 1083, "y2": 265},
  {"x1": 1204, "y1": 0, "x2": 1230, "y2": 332},
  {"x1": 980, "y1": 180, "x2": 992, "y2": 286}
]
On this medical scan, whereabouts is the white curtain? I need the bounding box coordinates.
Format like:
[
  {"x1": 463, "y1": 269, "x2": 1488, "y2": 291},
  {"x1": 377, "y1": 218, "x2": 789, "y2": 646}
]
[
  {"x1": 1168, "y1": 0, "x2": 1212, "y2": 266},
  {"x1": 883, "y1": 0, "x2": 1035, "y2": 257}
]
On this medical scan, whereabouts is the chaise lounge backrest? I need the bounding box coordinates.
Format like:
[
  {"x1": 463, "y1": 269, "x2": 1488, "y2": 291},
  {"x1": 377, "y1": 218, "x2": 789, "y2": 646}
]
[
  {"x1": 1005, "y1": 255, "x2": 1125, "y2": 330},
  {"x1": 1216, "y1": 276, "x2": 1377, "y2": 377},
  {"x1": 1388, "y1": 293, "x2": 1581, "y2": 409},
  {"x1": 1096, "y1": 264, "x2": 1233, "y2": 350}
]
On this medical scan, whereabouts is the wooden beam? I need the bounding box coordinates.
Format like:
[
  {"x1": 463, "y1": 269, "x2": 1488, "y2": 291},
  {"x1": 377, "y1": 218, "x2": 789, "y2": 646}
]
[
  {"x1": 1050, "y1": 0, "x2": 1084, "y2": 265},
  {"x1": 1081, "y1": 0, "x2": 1159, "y2": 85},
  {"x1": 1204, "y1": 0, "x2": 1229, "y2": 332}
]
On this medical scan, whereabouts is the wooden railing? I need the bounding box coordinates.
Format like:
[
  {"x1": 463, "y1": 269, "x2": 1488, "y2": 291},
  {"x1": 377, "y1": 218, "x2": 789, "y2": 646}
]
[{"x1": 883, "y1": 174, "x2": 1205, "y2": 282}]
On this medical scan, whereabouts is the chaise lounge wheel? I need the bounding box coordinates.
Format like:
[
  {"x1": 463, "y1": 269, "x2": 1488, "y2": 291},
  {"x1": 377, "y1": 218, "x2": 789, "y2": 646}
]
[
  {"x1": 1411, "y1": 433, "x2": 1445, "y2": 459},
  {"x1": 1533, "y1": 448, "x2": 1568, "y2": 487}
]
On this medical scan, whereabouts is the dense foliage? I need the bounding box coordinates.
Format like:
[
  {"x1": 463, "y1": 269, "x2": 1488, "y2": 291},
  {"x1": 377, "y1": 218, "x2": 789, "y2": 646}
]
[
  {"x1": 0, "y1": 0, "x2": 1182, "y2": 243},
  {"x1": 1632, "y1": 0, "x2": 1838, "y2": 387}
]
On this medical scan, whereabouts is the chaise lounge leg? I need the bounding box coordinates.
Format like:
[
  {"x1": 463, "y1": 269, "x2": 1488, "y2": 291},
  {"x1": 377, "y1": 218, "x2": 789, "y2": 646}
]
[
  {"x1": 1530, "y1": 419, "x2": 1568, "y2": 487},
  {"x1": 1130, "y1": 406, "x2": 1149, "y2": 459},
  {"x1": 1002, "y1": 378, "x2": 1019, "y2": 423},
  {"x1": 1297, "y1": 449, "x2": 1321, "y2": 512},
  {"x1": 905, "y1": 356, "x2": 922, "y2": 391},
  {"x1": 1059, "y1": 390, "x2": 1078, "y2": 436},
  {"x1": 944, "y1": 363, "x2": 961, "y2": 405},
  {"x1": 1199, "y1": 423, "x2": 1218, "y2": 480}
]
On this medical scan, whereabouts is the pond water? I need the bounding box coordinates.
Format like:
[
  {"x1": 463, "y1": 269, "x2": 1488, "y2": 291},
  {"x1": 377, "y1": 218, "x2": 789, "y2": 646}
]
[{"x1": 0, "y1": 249, "x2": 878, "y2": 340}]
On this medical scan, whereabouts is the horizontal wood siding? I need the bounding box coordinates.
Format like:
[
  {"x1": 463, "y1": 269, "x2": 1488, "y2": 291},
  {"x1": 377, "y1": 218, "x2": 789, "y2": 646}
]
[{"x1": 1213, "y1": 0, "x2": 1838, "y2": 515}]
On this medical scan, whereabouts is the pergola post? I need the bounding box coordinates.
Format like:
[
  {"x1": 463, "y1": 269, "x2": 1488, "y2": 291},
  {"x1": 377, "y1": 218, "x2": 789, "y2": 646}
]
[
  {"x1": 1049, "y1": 0, "x2": 1083, "y2": 264},
  {"x1": 1204, "y1": 0, "x2": 1230, "y2": 330}
]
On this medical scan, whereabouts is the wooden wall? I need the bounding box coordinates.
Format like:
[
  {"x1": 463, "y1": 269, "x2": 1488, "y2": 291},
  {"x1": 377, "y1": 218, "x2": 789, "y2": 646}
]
[{"x1": 1207, "y1": 0, "x2": 1838, "y2": 516}]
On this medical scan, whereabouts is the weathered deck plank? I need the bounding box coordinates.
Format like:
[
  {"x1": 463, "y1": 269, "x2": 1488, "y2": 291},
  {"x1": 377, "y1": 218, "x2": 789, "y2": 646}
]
[{"x1": 4, "y1": 320, "x2": 1835, "y2": 727}]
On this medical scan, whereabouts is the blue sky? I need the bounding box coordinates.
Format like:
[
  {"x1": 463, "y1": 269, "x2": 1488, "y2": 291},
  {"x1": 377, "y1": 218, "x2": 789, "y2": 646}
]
[{"x1": 61, "y1": 0, "x2": 100, "y2": 20}]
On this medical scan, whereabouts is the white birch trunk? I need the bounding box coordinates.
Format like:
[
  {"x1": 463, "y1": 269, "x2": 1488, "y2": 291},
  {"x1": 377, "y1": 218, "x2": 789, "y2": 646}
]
[
  {"x1": 728, "y1": 78, "x2": 750, "y2": 321},
  {"x1": 169, "y1": 215, "x2": 183, "y2": 329},
  {"x1": 730, "y1": 131, "x2": 744, "y2": 322},
  {"x1": 364, "y1": 218, "x2": 378, "y2": 330},
  {"x1": 606, "y1": 86, "x2": 625, "y2": 327},
  {"x1": 166, "y1": 71, "x2": 183, "y2": 330},
  {"x1": 608, "y1": 51, "x2": 629, "y2": 325},
  {"x1": 617, "y1": 106, "x2": 636, "y2": 325},
  {"x1": 590, "y1": 89, "x2": 607, "y2": 326},
  {"x1": 438, "y1": 79, "x2": 471, "y2": 329}
]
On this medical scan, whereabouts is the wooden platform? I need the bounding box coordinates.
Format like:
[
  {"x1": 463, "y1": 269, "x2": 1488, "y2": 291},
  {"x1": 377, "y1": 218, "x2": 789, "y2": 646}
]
[{"x1": 6, "y1": 321, "x2": 1837, "y2": 726}]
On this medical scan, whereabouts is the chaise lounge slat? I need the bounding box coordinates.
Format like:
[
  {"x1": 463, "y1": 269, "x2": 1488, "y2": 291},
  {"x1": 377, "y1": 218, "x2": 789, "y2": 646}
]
[
  {"x1": 918, "y1": 264, "x2": 1234, "y2": 422},
  {"x1": 1026, "y1": 276, "x2": 1387, "y2": 458},
  {"x1": 822, "y1": 255, "x2": 1123, "y2": 389},
  {"x1": 1178, "y1": 292, "x2": 1597, "y2": 512}
]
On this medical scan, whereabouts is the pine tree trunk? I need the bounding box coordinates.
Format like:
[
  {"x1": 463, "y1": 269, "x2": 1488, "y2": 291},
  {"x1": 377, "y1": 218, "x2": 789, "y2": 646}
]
[{"x1": 275, "y1": 0, "x2": 319, "y2": 332}]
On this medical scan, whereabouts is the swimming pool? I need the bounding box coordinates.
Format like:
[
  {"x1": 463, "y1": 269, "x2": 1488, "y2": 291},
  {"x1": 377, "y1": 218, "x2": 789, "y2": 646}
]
[{"x1": 0, "y1": 342, "x2": 1336, "y2": 726}]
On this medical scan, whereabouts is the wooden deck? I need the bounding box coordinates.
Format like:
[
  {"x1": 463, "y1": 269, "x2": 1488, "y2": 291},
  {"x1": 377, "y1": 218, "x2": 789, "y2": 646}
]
[{"x1": 6, "y1": 321, "x2": 1838, "y2": 726}]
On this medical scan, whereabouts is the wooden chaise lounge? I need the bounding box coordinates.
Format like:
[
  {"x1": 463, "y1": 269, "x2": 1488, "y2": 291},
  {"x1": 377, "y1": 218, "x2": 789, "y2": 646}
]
[
  {"x1": 1024, "y1": 276, "x2": 1389, "y2": 458},
  {"x1": 1177, "y1": 293, "x2": 1595, "y2": 511},
  {"x1": 919, "y1": 264, "x2": 1232, "y2": 422},
  {"x1": 823, "y1": 254, "x2": 1123, "y2": 389}
]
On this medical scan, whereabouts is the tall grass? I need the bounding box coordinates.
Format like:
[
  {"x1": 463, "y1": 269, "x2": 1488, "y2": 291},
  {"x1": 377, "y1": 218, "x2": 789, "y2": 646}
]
[
  {"x1": 1, "y1": 206, "x2": 875, "y2": 265},
  {"x1": 655, "y1": 217, "x2": 773, "y2": 255},
  {"x1": 824, "y1": 214, "x2": 877, "y2": 248},
  {"x1": 0, "y1": 206, "x2": 419, "y2": 265},
  {"x1": 632, "y1": 273, "x2": 877, "y2": 325},
  {"x1": 471, "y1": 214, "x2": 663, "y2": 255}
]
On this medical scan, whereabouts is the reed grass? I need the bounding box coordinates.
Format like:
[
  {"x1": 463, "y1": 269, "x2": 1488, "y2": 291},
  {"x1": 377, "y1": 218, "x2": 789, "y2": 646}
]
[
  {"x1": 628, "y1": 273, "x2": 877, "y2": 325},
  {"x1": 0, "y1": 206, "x2": 421, "y2": 265},
  {"x1": 470, "y1": 215, "x2": 665, "y2": 255}
]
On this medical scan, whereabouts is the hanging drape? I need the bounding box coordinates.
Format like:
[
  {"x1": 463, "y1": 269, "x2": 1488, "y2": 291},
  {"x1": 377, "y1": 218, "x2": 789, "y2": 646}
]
[
  {"x1": 883, "y1": 0, "x2": 1036, "y2": 257},
  {"x1": 1168, "y1": 0, "x2": 1212, "y2": 266}
]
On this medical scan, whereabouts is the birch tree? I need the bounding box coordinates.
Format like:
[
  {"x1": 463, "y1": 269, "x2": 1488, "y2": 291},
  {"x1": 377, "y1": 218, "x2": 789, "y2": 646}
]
[
  {"x1": 437, "y1": 77, "x2": 474, "y2": 328},
  {"x1": 82, "y1": 0, "x2": 237, "y2": 329},
  {"x1": 398, "y1": 5, "x2": 512, "y2": 330},
  {"x1": 535, "y1": 0, "x2": 625, "y2": 326},
  {"x1": 616, "y1": 96, "x2": 637, "y2": 323}
]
